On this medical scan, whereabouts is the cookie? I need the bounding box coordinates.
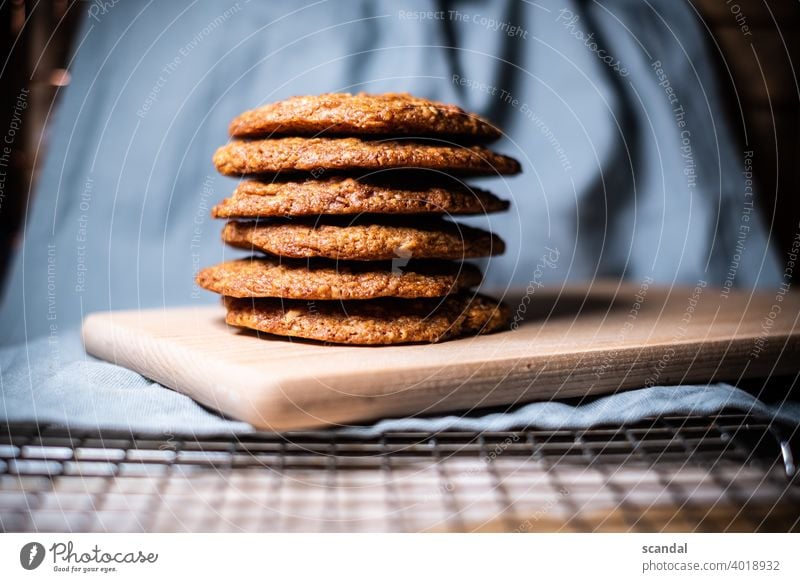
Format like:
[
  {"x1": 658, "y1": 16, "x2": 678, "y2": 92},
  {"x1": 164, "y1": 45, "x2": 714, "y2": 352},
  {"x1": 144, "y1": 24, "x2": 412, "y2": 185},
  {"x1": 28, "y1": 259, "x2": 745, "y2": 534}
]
[
  {"x1": 196, "y1": 257, "x2": 482, "y2": 300},
  {"x1": 228, "y1": 93, "x2": 501, "y2": 141},
  {"x1": 212, "y1": 137, "x2": 521, "y2": 176},
  {"x1": 211, "y1": 176, "x2": 510, "y2": 218},
  {"x1": 221, "y1": 219, "x2": 504, "y2": 261},
  {"x1": 224, "y1": 293, "x2": 510, "y2": 345}
]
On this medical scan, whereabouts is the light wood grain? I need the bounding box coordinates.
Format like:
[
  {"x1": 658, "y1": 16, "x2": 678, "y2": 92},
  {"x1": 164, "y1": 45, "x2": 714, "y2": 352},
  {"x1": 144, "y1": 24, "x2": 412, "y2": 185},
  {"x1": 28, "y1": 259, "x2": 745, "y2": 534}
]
[{"x1": 82, "y1": 283, "x2": 800, "y2": 430}]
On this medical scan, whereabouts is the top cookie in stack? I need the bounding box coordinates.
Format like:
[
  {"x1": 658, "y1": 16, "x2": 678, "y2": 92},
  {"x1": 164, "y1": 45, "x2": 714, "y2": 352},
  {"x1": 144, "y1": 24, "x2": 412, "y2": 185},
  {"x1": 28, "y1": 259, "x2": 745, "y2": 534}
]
[{"x1": 198, "y1": 93, "x2": 521, "y2": 345}]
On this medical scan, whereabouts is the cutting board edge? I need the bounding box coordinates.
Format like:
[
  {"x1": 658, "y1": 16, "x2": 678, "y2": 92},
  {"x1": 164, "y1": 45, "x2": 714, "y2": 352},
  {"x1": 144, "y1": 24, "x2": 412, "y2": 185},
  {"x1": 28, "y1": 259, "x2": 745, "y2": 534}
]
[
  {"x1": 79, "y1": 292, "x2": 800, "y2": 431},
  {"x1": 248, "y1": 331, "x2": 800, "y2": 429},
  {"x1": 81, "y1": 312, "x2": 314, "y2": 429}
]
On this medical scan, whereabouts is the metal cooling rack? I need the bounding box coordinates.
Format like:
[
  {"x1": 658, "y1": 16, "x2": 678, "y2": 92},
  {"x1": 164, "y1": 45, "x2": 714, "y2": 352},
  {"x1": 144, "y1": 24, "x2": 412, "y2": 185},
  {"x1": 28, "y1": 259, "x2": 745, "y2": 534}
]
[{"x1": 1, "y1": 412, "x2": 798, "y2": 532}]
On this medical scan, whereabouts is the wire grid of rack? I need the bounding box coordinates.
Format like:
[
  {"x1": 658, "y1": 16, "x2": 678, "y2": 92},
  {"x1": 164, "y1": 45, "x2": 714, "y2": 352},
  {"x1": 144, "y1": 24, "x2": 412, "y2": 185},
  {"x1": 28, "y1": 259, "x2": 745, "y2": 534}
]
[{"x1": 1, "y1": 412, "x2": 798, "y2": 533}]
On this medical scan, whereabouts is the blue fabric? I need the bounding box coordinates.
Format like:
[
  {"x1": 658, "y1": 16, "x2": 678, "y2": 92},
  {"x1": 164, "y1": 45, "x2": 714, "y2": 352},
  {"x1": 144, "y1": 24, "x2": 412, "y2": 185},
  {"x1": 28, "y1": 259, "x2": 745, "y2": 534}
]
[{"x1": 0, "y1": 1, "x2": 793, "y2": 432}]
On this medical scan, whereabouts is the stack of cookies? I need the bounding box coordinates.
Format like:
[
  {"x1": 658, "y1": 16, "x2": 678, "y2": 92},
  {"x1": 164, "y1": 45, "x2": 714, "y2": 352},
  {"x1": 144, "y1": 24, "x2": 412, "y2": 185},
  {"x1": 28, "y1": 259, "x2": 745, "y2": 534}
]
[{"x1": 198, "y1": 93, "x2": 521, "y2": 345}]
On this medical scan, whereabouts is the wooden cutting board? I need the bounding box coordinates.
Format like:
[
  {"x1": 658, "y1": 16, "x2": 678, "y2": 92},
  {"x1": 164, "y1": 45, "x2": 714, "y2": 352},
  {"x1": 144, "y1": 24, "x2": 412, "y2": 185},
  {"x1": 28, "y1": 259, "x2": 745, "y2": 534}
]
[{"x1": 82, "y1": 283, "x2": 800, "y2": 430}]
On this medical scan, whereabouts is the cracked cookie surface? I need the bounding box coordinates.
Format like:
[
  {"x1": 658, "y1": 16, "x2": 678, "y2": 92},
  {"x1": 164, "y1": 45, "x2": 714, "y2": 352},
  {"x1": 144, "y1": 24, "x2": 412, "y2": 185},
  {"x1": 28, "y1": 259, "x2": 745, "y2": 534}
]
[
  {"x1": 224, "y1": 293, "x2": 511, "y2": 345},
  {"x1": 221, "y1": 219, "x2": 504, "y2": 261},
  {"x1": 228, "y1": 92, "x2": 501, "y2": 141},
  {"x1": 211, "y1": 176, "x2": 509, "y2": 218},
  {"x1": 212, "y1": 137, "x2": 521, "y2": 176},
  {"x1": 197, "y1": 257, "x2": 481, "y2": 300}
]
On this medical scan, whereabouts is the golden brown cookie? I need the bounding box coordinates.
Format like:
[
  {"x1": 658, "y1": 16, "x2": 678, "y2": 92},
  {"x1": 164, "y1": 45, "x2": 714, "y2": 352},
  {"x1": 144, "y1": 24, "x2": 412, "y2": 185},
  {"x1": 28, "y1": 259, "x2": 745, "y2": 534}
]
[
  {"x1": 211, "y1": 176, "x2": 510, "y2": 218},
  {"x1": 196, "y1": 257, "x2": 482, "y2": 300},
  {"x1": 228, "y1": 93, "x2": 501, "y2": 141},
  {"x1": 212, "y1": 137, "x2": 521, "y2": 176},
  {"x1": 221, "y1": 219, "x2": 504, "y2": 261},
  {"x1": 224, "y1": 293, "x2": 510, "y2": 345}
]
